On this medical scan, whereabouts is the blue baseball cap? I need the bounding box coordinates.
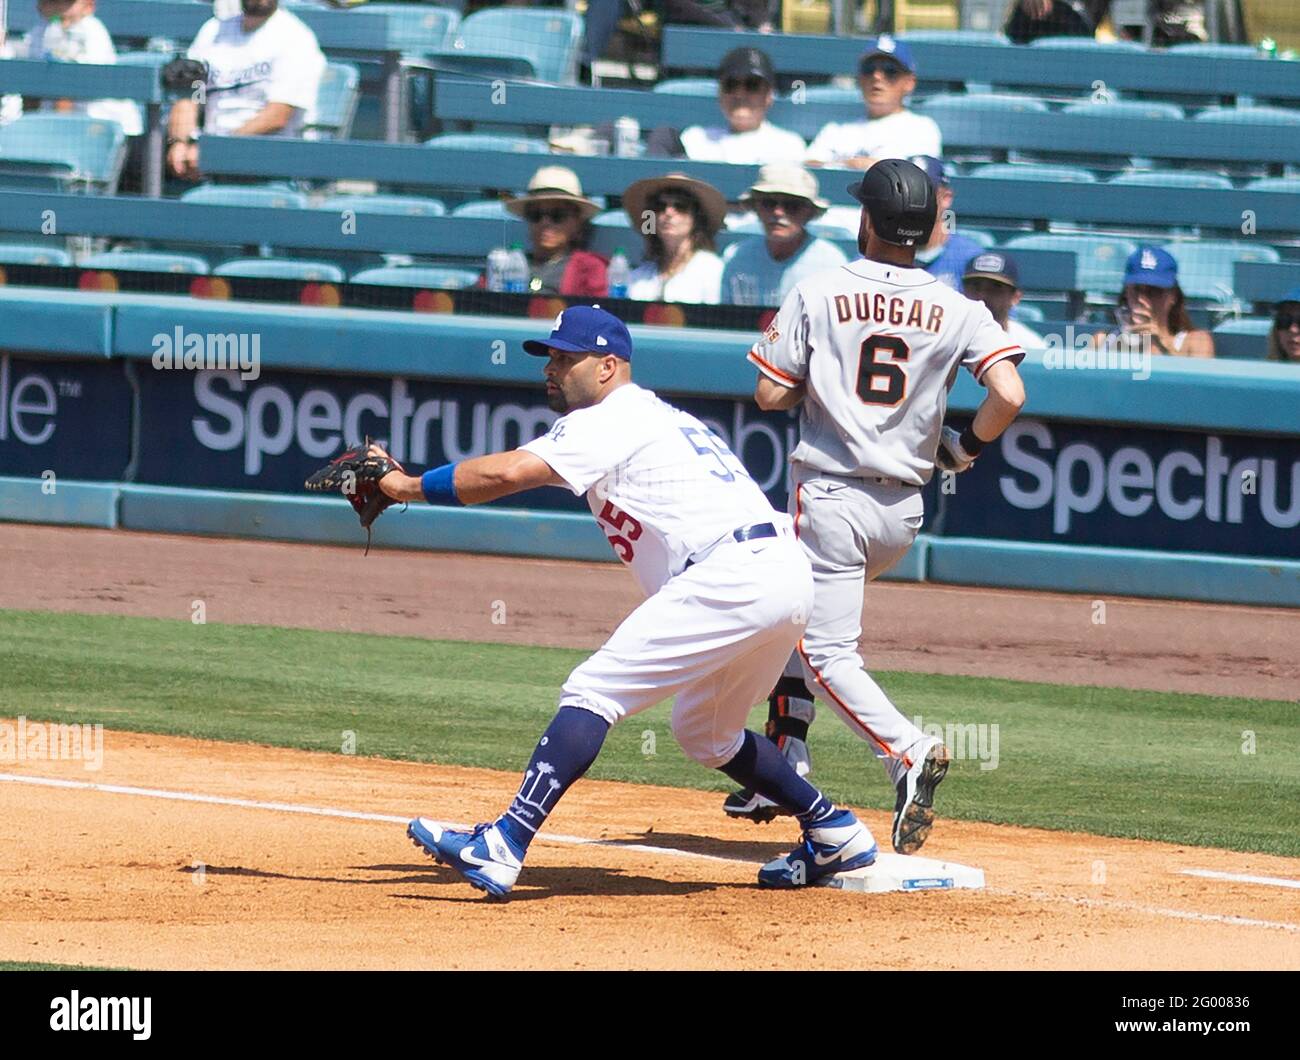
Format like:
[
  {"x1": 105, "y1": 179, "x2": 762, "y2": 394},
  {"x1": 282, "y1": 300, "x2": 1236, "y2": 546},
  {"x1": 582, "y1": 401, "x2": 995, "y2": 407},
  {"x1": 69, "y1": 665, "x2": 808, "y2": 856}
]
[
  {"x1": 522, "y1": 305, "x2": 633, "y2": 361},
  {"x1": 1123, "y1": 246, "x2": 1179, "y2": 289},
  {"x1": 859, "y1": 35, "x2": 916, "y2": 75},
  {"x1": 910, "y1": 154, "x2": 950, "y2": 188}
]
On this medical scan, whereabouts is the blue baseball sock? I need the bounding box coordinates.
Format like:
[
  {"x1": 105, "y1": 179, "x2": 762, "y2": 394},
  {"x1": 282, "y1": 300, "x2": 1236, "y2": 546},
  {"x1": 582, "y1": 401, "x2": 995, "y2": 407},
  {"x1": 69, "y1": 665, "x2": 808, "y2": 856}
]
[
  {"x1": 720, "y1": 730, "x2": 838, "y2": 827},
  {"x1": 497, "y1": 705, "x2": 610, "y2": 854}
]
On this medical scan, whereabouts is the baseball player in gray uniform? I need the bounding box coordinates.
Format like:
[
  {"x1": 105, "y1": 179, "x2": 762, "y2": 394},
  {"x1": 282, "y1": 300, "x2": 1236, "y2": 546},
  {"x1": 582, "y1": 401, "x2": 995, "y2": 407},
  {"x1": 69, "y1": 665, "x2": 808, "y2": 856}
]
[{"x1": 730, "y1": 158, "x2": 1027, "y2": 855}]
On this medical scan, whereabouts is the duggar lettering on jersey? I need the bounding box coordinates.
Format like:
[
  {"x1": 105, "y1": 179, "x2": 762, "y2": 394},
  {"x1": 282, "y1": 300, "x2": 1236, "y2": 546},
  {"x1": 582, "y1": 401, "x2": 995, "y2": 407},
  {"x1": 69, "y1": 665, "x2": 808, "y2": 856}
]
[
  {"x1": 833, "y1": 292, "x2": 944, "y2": 334},
  {"x1": 50, "y1": 992, "x2": 151, "y2": 1040}
]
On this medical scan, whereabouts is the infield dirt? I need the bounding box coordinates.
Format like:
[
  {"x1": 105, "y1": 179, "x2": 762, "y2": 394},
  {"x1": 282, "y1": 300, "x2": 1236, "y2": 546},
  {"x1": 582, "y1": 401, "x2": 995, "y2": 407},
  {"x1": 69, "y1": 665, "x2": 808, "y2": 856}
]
[{"x1": 1, "y1": 523, "x2": 1296, "y2": 970}]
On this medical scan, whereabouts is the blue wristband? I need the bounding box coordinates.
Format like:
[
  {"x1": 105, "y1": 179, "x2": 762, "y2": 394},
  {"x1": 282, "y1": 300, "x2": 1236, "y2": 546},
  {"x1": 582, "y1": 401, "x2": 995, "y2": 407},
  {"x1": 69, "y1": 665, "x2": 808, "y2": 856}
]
[{"x1": 421, "y1": 463, "x2": 463, "y2": 505}]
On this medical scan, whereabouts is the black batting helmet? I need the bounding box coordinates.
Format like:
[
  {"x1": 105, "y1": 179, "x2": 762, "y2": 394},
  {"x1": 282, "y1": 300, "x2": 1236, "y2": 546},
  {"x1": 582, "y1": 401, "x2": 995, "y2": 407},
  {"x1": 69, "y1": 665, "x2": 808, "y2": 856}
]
[{"x1": 847, "y1": 159, "x2": 937, "y2": 246}]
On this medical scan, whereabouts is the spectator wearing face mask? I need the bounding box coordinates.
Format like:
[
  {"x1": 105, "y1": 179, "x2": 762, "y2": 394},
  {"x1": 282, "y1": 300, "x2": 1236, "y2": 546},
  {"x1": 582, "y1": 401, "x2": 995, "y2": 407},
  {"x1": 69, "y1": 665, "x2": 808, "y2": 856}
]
[
  {"x1": 676, "y1": 47, "x2": 805, "y2": 165},
  {"x1": 805, "y1": 36, "x2": 941, "y2": 170},
  {"x1": 721, "y1": 163, "x2": 848, "y2": 307},
  {"x1": 962, "y1": 252, "x2": 1045, "y2": 350},
  {"x1": 166, "y1": 0, "x2": 326, "y2": 181},
  {"x1": 19, "y1": 0, "x2": 143, "y2": 135}
]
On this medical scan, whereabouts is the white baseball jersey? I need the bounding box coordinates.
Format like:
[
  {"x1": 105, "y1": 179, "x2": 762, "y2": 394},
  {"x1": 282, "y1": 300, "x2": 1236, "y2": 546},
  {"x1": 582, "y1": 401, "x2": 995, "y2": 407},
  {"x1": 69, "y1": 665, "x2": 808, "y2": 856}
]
[
  {"x1": 748, "y1": 257, "x2": 1023, "y2": 485},
  {"x1": 188, "y1": 9, "x2": 325, "y2": 137},
  {"x1": 522, "y1": 383, "x2": 784, "y2": 595}
]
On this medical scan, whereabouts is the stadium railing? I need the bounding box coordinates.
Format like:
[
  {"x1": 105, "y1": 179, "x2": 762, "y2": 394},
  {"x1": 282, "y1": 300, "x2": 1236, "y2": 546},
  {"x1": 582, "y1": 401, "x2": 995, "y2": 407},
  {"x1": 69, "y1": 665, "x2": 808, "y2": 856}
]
[{"x1": 660, "y1": 26, "x2": 1300, "y2": 105}]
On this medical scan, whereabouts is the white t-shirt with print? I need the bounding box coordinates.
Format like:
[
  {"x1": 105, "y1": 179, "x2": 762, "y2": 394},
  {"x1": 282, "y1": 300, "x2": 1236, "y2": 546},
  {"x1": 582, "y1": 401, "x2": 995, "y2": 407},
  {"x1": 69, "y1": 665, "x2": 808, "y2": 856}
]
[
  {"x1": 522, "y1": 383, "x2": 783, "y2": 595},
  {"x1": 680, "y1": 120, "x2": 807, "y2": 165},
  {"x1": 188, "y1": 8, "x2": 326, "y2": 136},
  {"x1": 805, "y1": 109, "x2": 941, "y2": 166},
  {"x1": 23, "y1": 15, "x2": 143, "y2": 135},
  {"x1": 627, "y1": 250, "x2": 724, "y2": 305}
]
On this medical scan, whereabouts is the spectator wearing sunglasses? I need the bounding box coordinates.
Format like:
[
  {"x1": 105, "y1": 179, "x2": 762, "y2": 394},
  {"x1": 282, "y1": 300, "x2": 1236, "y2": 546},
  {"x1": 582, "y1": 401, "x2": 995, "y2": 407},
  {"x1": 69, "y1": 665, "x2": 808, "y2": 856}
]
[
  {"x1": 676, "y1": 47, "x2": 806, "y2": 165},
  {"x1": 1267, "y1": 287, "x2": 1300, "y2": 364},
  {"x1": 621, "y1": 174, "x2": 727, "y2": 304},
  {"x1": 721, "y1": 164, "x2": 847, "y2": 307},
  {"x1": 501, "y1": 166, "x2": 608, "y2": 297},
  {"x1": 805, "y1": 36, "x2": 941, "y2": 171},
  {"x1": 1093, "y1": 247, "x2": 1214, "y2": 358}
]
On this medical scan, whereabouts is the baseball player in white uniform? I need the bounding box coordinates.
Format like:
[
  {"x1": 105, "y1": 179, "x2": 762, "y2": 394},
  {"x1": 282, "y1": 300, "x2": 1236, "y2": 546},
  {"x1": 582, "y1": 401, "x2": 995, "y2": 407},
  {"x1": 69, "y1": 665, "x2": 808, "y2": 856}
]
[
  {"x1": 372, "y1": 306, "x2": 879, "y2": 897},
  {"x1": 733, "y1": 159, "x2": 1027, "y2": 855}
]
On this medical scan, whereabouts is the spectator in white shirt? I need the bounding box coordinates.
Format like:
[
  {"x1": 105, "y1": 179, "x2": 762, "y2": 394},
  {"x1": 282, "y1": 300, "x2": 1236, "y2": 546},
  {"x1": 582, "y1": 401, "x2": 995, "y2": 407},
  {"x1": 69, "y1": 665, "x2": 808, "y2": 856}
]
[
  {"x1": 962, "y1": 252, "x2": 1046, "y2": 350},
  {"x1": 722, "y1": 163, "x2": 848, "y2": 306},
  {"x1": 675, "y1": 47, "x2": 806, "y2": 165},
  {"x1": 166, "y1": 0, "x2": 325, "y2": 180},
  {"x1": 20, "y1": 0, "x2": 143, "y2": 135},
  {"x1": 622, "y1": 173, "x2": 727, "y2": 305},
  {"x1": 805, "y1": 35, "x2": 941, "y2": 170}
]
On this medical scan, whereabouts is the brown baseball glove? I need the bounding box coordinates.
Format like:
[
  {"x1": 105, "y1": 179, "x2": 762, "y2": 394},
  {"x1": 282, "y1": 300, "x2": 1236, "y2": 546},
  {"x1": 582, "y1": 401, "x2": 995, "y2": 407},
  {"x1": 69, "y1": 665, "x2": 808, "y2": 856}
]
[{"x1": 304, "y1": 437, "x2": 405, "y2": 554}]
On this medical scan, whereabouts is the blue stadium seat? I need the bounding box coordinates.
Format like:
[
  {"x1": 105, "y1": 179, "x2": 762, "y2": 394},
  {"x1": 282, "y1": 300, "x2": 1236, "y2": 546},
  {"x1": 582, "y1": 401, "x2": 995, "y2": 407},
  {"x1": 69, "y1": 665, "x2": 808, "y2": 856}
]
[
  {"x1": 351, "y1": 265, "x2": 480, "y2": 289},
  {"x1": 956, "y1": 228, "x2": 996, "y2": 247},
  {"x1": 1109, "y1": 169, "x2": 1234, "y2": 190},
  {"x1": 724, "y1": 214, "x2": 765, "y2": 235},
  {"x1": 320, "y1": 194, "x2": 447, "y2": 217},
  {"x1": 1162, "y1": 240, "x2": 1281, "y2": 301},
  {"x1": 363, "y1": 4, "x2": 460, "y2": 51},
  {"x1": 306, "y1": 62, "x2": 361, "y2": 141},
  {"x1": 1168, "y1": 43, "x2": 1266, "y2": 59},
  {"x1": 800, "y1": 85, "x2": 864, "y2": 105},
  {"x1": 1245, "y1": 176, "x2": 1300, "y2": 193},
  {"x1": 450, "y1": 199, "x2": 514, "y2": 219},
  {"x1": 1004, "y1": 234, "x2": 1137, "y2": 295},
  {"x1": 180, "y1": 184, "x2": 310, "y2": 209},
  {"x1": 1210, "y1": 317, "x2": 1273, "y2": 359},
  {"x1": 1010, "y1": 303, "x2": 1045, "y2": 323},
  {"x1": 213, "y1": 258, "x2": 347, "y2": 282},
  {"x1": 80, "y1": 251, "x2": 210, "y2": 275},
  {"x1": 652, "y1": 78, "x2": 719, "y2": 96},
  {"x1": 0, "y1": 244, "x2": 73, "y2": 267},
  {"x1": 433, "y1": 8, "x2": 585, "y2": 84},
  {"x1": 1061, "y1": 100, "x2": 1184, "y2": 121},
  {"x1": 919, "y1": 93, "x2": 1051, "y2": 117},
  {"x1": 968, "y1": 163, "x2": 1097, "y2": 183},
  {"x1": 901, "y1": 31, "x2": 1011, "y2": 44},
  {"x1": 0, "y1": 114, "x2": 128, "y2": 192},
  {"x1": 1028, "y1": 36, "x2": 1147, "y2": 50},
  {"x1": 424, "y1": 133, "x2": 551, "y2": 153},
  {"x1": 1194, "y1": 106, "x2": 1300, "y2": 126},
  {"x1": 114, "y1": 51, "x2": 175, "y2": 70},
  {"x1": 591, "y1": 208, "x2": 630, "y2": 227}
]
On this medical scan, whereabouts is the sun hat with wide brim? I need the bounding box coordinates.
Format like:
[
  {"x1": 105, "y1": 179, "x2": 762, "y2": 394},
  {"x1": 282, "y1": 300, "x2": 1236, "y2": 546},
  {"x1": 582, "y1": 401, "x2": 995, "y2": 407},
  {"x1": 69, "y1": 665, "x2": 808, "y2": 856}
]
[
  {"x1": 739, "y1": 162, "x2": 830, "y2": 213},
  {"x1": 505, "y1": 165, "x2": 601, "y2": 222},
  {"x1": 621, "y1": 173, "x2": 728, "y2": 237}
]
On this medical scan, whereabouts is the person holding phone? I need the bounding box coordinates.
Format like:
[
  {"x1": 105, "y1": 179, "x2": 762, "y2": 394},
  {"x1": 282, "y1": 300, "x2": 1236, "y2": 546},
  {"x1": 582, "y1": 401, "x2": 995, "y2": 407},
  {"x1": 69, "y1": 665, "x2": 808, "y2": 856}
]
[{"x1": 1095, "y1": 246, "x2": 1214, "y2": 358}]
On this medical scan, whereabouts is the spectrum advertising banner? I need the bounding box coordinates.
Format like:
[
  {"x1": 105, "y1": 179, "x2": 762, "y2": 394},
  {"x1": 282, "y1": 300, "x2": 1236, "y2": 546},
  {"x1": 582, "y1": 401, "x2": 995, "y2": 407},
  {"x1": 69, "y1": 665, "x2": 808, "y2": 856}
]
[{"x1": 13, "y1": 361, "x2": 1297, "y2": 561}]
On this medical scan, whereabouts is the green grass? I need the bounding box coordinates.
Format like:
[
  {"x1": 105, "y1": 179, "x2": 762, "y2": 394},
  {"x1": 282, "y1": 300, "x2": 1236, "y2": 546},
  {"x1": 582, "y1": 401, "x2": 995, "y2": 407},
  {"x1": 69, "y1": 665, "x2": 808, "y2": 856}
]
[
  {"x1": 2, "y1": 609, "x2": 1295, "y2": 856},
  {"x1": 0, "y1": 961, "x2": 127, "y2": 971}
]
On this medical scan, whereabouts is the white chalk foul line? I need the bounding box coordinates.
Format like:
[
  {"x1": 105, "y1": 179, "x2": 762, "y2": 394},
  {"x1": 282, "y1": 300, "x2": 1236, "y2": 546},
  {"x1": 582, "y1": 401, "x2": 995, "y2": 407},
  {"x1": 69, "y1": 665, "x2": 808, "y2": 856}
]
[
  {"x1": 0, "y1": 772, "x2": 741, "y2": 866},
  {"x1": 4, "y1": 771, "x2": 1298, "y2": 933},
  {"x1": 1179, "y1": 868, "x2": 1300, "y2": 891}
]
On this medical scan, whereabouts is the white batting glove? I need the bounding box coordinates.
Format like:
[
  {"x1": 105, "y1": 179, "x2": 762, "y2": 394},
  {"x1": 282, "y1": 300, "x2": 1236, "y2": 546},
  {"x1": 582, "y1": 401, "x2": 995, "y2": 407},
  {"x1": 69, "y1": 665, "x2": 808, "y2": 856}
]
[{"x1": 936, "y1": 426, "x2": 980, "y2": 473}]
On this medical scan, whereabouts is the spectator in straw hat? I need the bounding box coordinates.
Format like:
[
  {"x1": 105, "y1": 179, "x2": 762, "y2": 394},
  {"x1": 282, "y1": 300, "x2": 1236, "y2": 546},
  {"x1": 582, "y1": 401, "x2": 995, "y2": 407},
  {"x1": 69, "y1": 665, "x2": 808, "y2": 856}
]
[
  {"x1": 1267, "y1": 286, "x2": 1300, "y2": 363},
  {"x1": 721, "y1": 163, "x2": 847, "y2": 306},
  {"x1": 962, "y1": 251, "x2": 1045, "y2": 350},
  {"x1": 622, "y1": 173, "x2": 727, "y2": 305},
  {"x1": 504, "y1": 165, "x2": 608, "y2": 297}
]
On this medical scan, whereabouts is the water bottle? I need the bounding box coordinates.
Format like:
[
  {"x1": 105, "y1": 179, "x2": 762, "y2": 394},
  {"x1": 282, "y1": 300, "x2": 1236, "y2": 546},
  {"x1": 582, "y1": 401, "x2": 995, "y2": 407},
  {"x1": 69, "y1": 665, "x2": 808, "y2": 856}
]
[
  {"x1": 485, "y1": 246, "x2": 509, "y2": 292},
  {"x1": 607, "y1": 248, "x2": 630, "y2": 298},
  {"x1": 504, "y1": 244, "x2": 529, "y2": 294},
  {"x1": 613, "y1": 117, "x2": 641, "y2": 159}
]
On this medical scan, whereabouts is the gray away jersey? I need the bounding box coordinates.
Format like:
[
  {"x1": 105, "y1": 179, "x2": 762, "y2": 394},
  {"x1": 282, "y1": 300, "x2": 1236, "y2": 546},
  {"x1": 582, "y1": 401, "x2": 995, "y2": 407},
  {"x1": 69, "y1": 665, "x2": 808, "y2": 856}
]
[{"x1": 748, "y1": 257, "x2": 1023, "y2": 486}]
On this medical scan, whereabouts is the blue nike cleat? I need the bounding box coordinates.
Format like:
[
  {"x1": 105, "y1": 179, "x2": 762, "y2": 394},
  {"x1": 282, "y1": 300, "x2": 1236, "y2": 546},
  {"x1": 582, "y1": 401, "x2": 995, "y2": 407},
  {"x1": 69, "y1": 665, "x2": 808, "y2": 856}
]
[
  {"x1": 408, "y1": 817, "x2": 524, "y2": 899},
  {"x1": 757, "y1": 809, "x2": 878, "y2": 888}
]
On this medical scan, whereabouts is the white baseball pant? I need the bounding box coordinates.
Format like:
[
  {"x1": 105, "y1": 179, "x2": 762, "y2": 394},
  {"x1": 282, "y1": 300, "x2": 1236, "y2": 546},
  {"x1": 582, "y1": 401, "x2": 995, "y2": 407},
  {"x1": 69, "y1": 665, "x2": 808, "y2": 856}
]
[
  {"x1": 785, "y1": 462, "x2": 932, "y2": 785},
  {"x1": 560, "y1": 530, "x2": 814, "y2": 769}
]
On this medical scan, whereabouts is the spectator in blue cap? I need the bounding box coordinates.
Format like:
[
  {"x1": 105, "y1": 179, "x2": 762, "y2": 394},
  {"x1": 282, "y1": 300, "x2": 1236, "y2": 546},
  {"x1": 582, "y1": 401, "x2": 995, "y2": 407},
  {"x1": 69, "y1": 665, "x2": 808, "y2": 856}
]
[
  {"x1": 909, "y1": 156, "x2": 984, "y2": 293},
  {"x1": 1268, "y1": 286, "x2": 1300, "y2": 363},
  {"x1": 1096, "y1": 246, "x2": 1213, "y2": 358},
  {"x1": 805, "y1": 35, "x2": 941, "y2": 170},
  {"x1": 963, "y1": 251, "x2": 1044, "y2": 349}
]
